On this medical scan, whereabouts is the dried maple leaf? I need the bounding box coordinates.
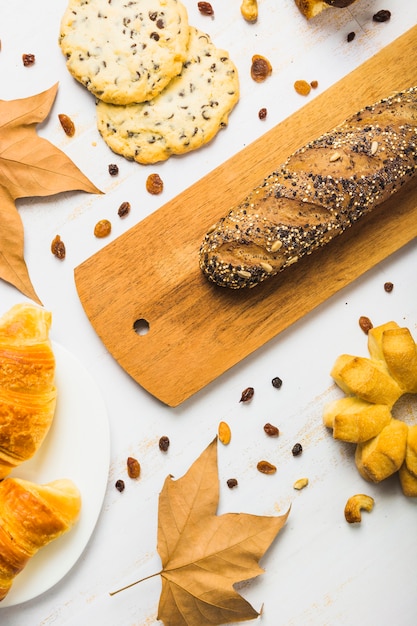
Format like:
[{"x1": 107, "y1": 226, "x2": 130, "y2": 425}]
[
  {"x1": 112, "y1": 438, "x2": 289, "y2": 625},
  {"x1": 0, "y1": 83, "x2": 101, "y2": 304}
]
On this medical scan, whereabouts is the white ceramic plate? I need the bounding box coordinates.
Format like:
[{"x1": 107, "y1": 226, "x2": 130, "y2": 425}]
[{"x1": 2, "y1": 342, "x2": 110, "y2": 607}]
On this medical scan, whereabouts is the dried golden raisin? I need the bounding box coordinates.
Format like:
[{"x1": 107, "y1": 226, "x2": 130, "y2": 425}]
[
  {"x1": 127, "y1": 456, "x2": 140, "y2": 479},
  {"x1": 146, "y1": 173, "x2": 164, "y2": 195},
  {"x1": 51, "y1": 235, "x2": 66, "y2": 259},
  {"x1": 359, "y1": 316, "x2": 373, "y2": 334},
  {"x1": 250, "y1": 55, "x2": 272, "y2": 82},
  {"x1": 94, "y1": 219, "x2": 112, "y2": 238},
  {"x1": 218, "y1": 421, "x2": 231, "y2": 445},
  {"x1": 58, "y1": 113, "x2": 75, "y2": 137},
  {"x1": 294, "y1": 80, "x2": 311, "y2": 96},
  {"x1": 257, "y1": 460, "x2": 277, "y2": 474}
]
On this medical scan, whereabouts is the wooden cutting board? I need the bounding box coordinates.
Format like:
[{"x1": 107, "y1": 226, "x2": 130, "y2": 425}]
[{"x1": 75, "y1": 26, "x2": 417, "y2": 407}]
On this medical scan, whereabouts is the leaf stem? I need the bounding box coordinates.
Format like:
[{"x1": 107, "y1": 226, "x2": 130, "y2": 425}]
[{"x1": 109, "y1": 570, "x2": 162, "y2": 596}]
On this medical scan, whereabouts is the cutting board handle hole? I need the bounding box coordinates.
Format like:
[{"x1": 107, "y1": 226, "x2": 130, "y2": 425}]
[{"x1": 133, "y1": 318, "x2": 150, "y2": 336}]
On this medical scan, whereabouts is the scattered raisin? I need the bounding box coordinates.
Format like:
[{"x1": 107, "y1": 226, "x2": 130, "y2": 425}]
[
  {"x1": 257, "y1": 460, "x2": 277, "y2": 474},
  {"x1": 198, "y1": 1, "x2": 214, "y2": 15},
  {"x1": 22, "y1": 53, "x2": 35, "y2": 66},
  {"x1": 227, "y1": 478, "x2": 238, "y2": 489},
  {"x1": 264, "y1": 423, "x2": 279, "y2": 437},
  {"x1": 347, "y1": 31, "x2": 356, "y2": 42},
  {"x1": 115, "y1": 479, "x2": 125, "y2": 492},
  {"x1": 373, "y1": 9, "x2": 391, "y2": 23},
  {"x1": 239, "y1": 387, "x2": 254, "y2": 402},
  {"x1": 94, "y1": 219, "x2": 112, "y2": 238},
  {"x1": 118, "y1": 201, "x2": 131, "y2": 218},
  {"x1": 258, "y1": 107, "x2": 267, "y2": 120},
  {"x1": 108, "y1": 163, "x2": 119, "y2": 176},
  {"x1": 146, "y1": 173, "x2": 164, "y2": 195},
  {"x1": 159, "y1": 435, "x2": 170, "y2": 452},
  {"x1": 58, "y1": 113, "x2": 75, "y2": 137},
  {"x1": 127, "y1": 456, "x2": 140, "y2": 479},
  {"x1": 218, "y1": 421, "x2": 232, "y2": 445},
  {"x1": 250, "y1": 55, "x2": 272, "y2": 82},
  {"x1": 51, "y1": 235, "x2": 66, "y2": 260},
  {"x1": 359, "y1": 315, "x2": 373, "y2": 334},
  {"x1": 292, "y1": 443, "x2": 303, "y2": 457},
  {"x1": 294, "y1": 80, "x2": 311, "y2": 96},
  {"x1": 272, "y1": 377, "x2": 282, "y2": 389},
  {"x1": 310, "y1": 80, "x2": 318, "y2": 89},
  {"x1": 384, "y1": 281, "x2": 394, "y2": 293}
]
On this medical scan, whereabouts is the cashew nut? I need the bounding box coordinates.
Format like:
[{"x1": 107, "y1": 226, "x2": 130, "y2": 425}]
[
  {"x1": 293, "y1": 477, "x2": 309, "y2": 490},
  {"x1": 344, "y1": 494, "x2": 374, "y2": 523},
  {"x1": 241, "y1": 0, "x2": 258, "y2": 22}
]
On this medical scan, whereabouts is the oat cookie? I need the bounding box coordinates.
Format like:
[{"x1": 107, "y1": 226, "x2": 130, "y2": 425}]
[
  {"x1": 96, "y1": 27, "x2": 240, "y2": 163},
  {"x1": 59, "y1": 0, "x2": 190, "y2": 105}
]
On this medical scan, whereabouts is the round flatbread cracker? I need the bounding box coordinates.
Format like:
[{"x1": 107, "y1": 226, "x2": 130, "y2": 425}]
[
  {"x1": 59, "y1": 0, "x2": 190, "y2": 105},
  {"x1": 96, "y1": 27, "x2": 240, "y2": 163}
]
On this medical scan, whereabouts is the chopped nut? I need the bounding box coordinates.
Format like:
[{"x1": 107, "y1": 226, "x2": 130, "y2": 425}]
[
  {"x1": 51, "y1": 235, "x2": 66, "y2": 260},
  {"x1": 359, "y1": 315, "x2": 373, "y2": 334},
  {"x1": 251, "y1": 55, "x2": 272, "y2": 83},
  {"x1": 22, "y1": 53, "x2": 35, "y2": 66},
  {"x1": 218, "y1": 421, "x2": 232, "y2": 445},
  {"x1": 239, "y1": 387, "x2": 254, "y2": 403},
  {"x1": 241, "y1": 0, "x2": 258, "y2": 22},
  {"x1": 146, "y1": 173, "x2": 164, "y2": 195},
  {"x1": 118, "y1": 201, "x2": 131, "y2": 218},
  {"x1": 127, "y1": 456, "x2": 140, "y2": 479},
  {"x1": 373, "y1": 9, "x2": 391, "y2": 23},
  {"x1": 115, "y1": 479, "x2": 125, "y2": 492},
  {"x1": 159, "y1": 435, "x2": 170, "y2": 452},
  {"x1": 384, "y1": 281, "x2": 394, "y2": 293},
  {"x1": 294, "y1": 80, "x2": 311, "y2": 96},
  {"x1": 257, "y1": 460, "x2": 277, "y2": 474},
  {"x1": 264, "y1": 423, "x2": 279, "y2": 437},
  {"x1": 292, "y1": 443, "x2": 303, "y2": 456},
  {"x1": 108, "y1": 163, "x2": 119, "y2": 176},
  {"x1": 258, "y1": 107, "x2": 267, "y2": 120},
  {"x1": 58, "y1": 113, "x2": 75, "y2": 137},
  {"x1": 344, "y1": 494, "x2": 374, "y2": 523},
  {"x1": 293, "y1": 477, "x2": 309, "y2": 490},
  {"x1": 198, "y1": 1, "x2": 214, "y2": 15},
  {"x1": 271, "y1": 376, "x2": 283, "y2": 389},
  {"x1": 94, "y1": 219, "x2": 112, "y2": 238},
  {"x1": 227, "y1": 478, "x2": 238, "y2": 489}
]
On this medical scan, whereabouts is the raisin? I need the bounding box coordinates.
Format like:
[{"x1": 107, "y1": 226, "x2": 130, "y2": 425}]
[
  {"x1": 258, "y1": 107, "x2": 267, "y2": 120},
  {"x1": 58, "y1": 113, "x2": 75, "y2": 137},
  {"x1": 146, "y1": 173, "x2": 164, "y2": 195},
  {"x1": 94, "y1": 219, "x2": 112, "y2": 238},
  {"x1": 264, "y1": 423, "x2": 279, "y2": 437},
  {"x1": 294, "y1": 80, "x2": 311, "y2": 96},
  {"x1": 159, "y1": 436, "x2": 170, "y2": 452},
  {"x1": 310, "y1": 80, "x2": 318, "y2": 89},
  {"x1": 227, "y1": 478, "x2": 238, "y2": 489},
  {"x1": 373, "y1": 10, "x2": 391, "y2": 23},
  {"x1": 239, "y1": 387, "x2": 254, "y2": 402},
  {"x1": 359, "y1": 316, "x2": 373, "y2": 334},
  {"x1": 257, "y1": 460, "x2": 277, "y2": 474},
  {"x1": 51, "y1": 235, "x2": 66, "y2": 259},
  {"x1": 384, "y1": 281, "x2": 394, "y2": 293},
  {"x1": 292, "y1": 443, "x2": 303, "y2": 457},
  {"x1": 347, "y1": 31, "x2": 356, "y2": 42},
  {"x1": 108, "y1": 163, "x2": 119, "y2": 176},
  {"x1": 118, "y1": 201, "x2": 131, "y2": 218},
  {"x1": 272, "y1": 376, "x2": 282, "y2": 389},
  {"x1": 22, "y1": 53, "x2": 35, "y2": 66},
  {"x1": 250, "y1": 55, "x2": 272, "y2": 82},
  {"x1": 127, "y1": 456, "x2": 140, "y2": 479},
  {"x1": 115, "y1": 479, "x2": 125, "y2": 492},
  {"x1": 198, "y1": 2, "x2": 214, "y2": 15}
]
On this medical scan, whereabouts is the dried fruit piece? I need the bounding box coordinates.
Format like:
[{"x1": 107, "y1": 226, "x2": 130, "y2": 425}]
[
  {"x1": 51, "y1": 234, "x2": 66, "y2": 259},
  {"x1": 146, "y1": 173, "x2": 164, "y2": 195},
  {"x1": 159, "y1": 436, "x2": 170, "y2": 452},
  {"x1": 227, "y1": 478, "x2": 238, "y2": 489},
  {"x1": 118, "y1": 201, "x2": 131, "y2": 218},
  {"x1": 127, "y1": 456, "x2": 140, "y2": 479},
  {"x1": 263, "y1": 423, "x2": 279, "y2": 437},
  {"x1": 257, "y1": 460, "x2": 277, "y2": 474},
  {"x1": 293, "y1": 477, "x2": 309, "y2": 490},
  {"x1": 22, "y1": 53, "x2": 35, "y2": 66},
  {"x1": 241, "y1": 0, "x2": 258, "y2": 22},
  {"x1": 58, "y1": 113, "x2": 75, "y2": 137},
  {"x1": 115, "y1": 479, "x2": 125, "y2": 492},
  {"x1": 347, "y1": 31, "x2": 356, "y2": 42},
  {"x1": 373, "y1": 9, "x2": 391, "y2": 22},
  {"x1": 294, "y1": 80, "x2": 311, "y2": 96},
  {"x1": 250, "y1": 55, "x2": 272, "y2": 83},
  {"x1": 239, "y1": 387, "x2": 254, "y2": 402},
  {"x1": 94, "y1": 219, "x2": 112, "y2": 238},
  {"x1": 272, "y1": 377, "x2": 282, "y2": 389},
  {"x1": 359, "y1": 316, "x2": 373, "y2": 334},
  {"x1": 310, "y1": 80, "x2": 318, "y2": 89},
  {"x1": 218, "y1": 421, "x2": 231, "y2": 445},
  {"x1": 198, "y1": 1, "x2": 214, "y2": 15},
  {"x1": 108, "y1": 163, "x2": 119, "y2": 176},
  {"x1": 384, "y1": 281, "x2": 394, "y2": 293},
  {"x1": 258, "y1": 107, "x2": 267, "y2": 120},
  {"x1": 344, "y1": 494, "x2": 374, "y2": 523},
  {"x1": 292, "y1": 443, "x2": 303, "y2": 456}
]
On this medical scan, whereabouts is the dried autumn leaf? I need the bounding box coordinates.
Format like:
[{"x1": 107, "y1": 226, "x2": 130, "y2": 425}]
[
  {"x1": 0, "y1": 83, "x2": 101, "y2": 303},
  {"x1": 112, "y1": 438, "x2": 289, "y2": 625}
]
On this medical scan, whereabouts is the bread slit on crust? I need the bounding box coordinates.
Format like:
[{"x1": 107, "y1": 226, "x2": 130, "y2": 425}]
[{"x1": 199, "y1": 87, "x2": 417, "y2": 289}]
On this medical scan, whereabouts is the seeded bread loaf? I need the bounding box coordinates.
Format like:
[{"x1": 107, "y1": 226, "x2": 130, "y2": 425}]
[{"x1": 199, "y1": 86, "x2": 417, "y2": 289}]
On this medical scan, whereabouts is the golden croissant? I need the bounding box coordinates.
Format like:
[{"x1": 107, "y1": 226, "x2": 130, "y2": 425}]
[
  {"x1": 0, "y1": 303, "x2": 57, "y2": 478},
  {"x1": 0, "y1": 477, "x2": 81, "y2": 601}
]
